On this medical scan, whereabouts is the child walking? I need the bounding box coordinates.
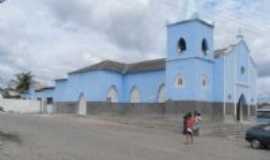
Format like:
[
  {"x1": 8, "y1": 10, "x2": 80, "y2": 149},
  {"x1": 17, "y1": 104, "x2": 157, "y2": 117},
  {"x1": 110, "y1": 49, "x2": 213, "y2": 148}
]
[{"x1": 183, "y1": 112, "x2": 195, "y2": 145}]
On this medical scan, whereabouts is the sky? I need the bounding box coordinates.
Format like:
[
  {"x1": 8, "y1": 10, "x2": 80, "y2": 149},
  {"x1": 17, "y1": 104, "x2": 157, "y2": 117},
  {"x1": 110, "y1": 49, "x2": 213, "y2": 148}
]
[{"x1": 0, "y1": 0, "x2": 270, "y2": 96}]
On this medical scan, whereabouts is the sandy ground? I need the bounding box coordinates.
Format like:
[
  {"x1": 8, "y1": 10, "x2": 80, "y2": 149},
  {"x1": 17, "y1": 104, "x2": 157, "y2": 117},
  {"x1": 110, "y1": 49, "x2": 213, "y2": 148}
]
[{"x1": 0, "y1": 113, "x2": 269, "y2": 160}]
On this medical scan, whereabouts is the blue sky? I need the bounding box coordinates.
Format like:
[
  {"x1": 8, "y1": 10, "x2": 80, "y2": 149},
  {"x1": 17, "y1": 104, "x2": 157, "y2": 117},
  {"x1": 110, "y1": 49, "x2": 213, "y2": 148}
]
[{"x1": 0, "y1": 0, "x2": 269, "y2": 96}]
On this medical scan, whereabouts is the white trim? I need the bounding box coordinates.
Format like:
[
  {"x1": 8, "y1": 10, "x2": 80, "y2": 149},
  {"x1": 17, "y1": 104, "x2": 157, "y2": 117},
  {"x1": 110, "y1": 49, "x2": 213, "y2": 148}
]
[
  {"x1": 235, "y1": 82, "x2": 249, "y2": 88},
  {"x1": 157, "y1": 84, "x2": 166, "y2": 103},
  {"x1": 166, "y1": 57, "x2": 215, "y2": 63},
  {"x1": 107, "y1": 86, "x2": 119, "y2": 103},
  {"x1": 130, "y1": 86, "x2": 141, "y2": 103},
  {"x1": 234, "y1": 45, "x2": 237, "y2": 119}
]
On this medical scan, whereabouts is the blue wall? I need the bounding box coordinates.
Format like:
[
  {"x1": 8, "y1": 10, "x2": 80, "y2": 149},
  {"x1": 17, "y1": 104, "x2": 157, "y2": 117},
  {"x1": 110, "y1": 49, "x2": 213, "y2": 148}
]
[
  {"x1": 35, "y1": 89, "x2": 54, "y2": 100},
  {"x1": 123, "y1": 71, "x2": 165, "y2": 103},
  {"x1": 213, "y1": 57, "x2": 225, "y2": 102},
  {"x1": 60, "y1": 71, "x2": 123, "y2": 102},
  {"x1": 54, "y1": 79, "x2": 68, "y2": 102},
  {"x1": 167, "y1": 20, "x2": 214, "y2": 61},
  {"x1": 32, "y1": 70, "x2": 166, "y2": 103}
]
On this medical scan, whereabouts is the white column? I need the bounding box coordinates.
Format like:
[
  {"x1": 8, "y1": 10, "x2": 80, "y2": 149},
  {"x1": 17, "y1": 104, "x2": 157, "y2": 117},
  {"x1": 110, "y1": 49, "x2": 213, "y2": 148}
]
[
  {"x1": 78, "y1": 95, "x2": 87, "y2": 116},
  {"x1": 234, "y1": 48, "x2": 237, "y2": 120},
  {"x1": 223, "y1": 56, "x2": 226, "y2": 118}
]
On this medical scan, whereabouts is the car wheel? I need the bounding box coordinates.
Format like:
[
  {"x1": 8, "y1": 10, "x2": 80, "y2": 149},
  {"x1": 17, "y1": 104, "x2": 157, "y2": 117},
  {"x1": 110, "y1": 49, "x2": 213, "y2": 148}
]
[{"x1": 251, "y1": 139, "x2": 261, "y2": 149}]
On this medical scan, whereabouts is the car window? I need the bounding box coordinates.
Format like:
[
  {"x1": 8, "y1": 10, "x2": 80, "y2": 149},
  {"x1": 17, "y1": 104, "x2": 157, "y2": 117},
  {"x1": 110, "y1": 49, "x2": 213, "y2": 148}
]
[
  {"x1": 257, "y1": 111, "x2": 270, "y2": 119},
  {"x1": 263, "y1": 126, "x2": 270, "y2": 131}
]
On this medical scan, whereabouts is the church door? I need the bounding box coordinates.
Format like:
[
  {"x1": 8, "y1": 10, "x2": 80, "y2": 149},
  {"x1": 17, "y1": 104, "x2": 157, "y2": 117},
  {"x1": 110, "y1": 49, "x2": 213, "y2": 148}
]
[{"x1": 236, "y1": 94, "x2": 247, "y2": 121}]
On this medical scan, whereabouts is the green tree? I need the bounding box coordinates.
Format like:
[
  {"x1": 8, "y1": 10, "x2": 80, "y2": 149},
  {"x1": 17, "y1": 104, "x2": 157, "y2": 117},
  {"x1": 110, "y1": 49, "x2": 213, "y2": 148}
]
[{"x1": 15, "y1": 72, "x2": 33, "y2": 93}]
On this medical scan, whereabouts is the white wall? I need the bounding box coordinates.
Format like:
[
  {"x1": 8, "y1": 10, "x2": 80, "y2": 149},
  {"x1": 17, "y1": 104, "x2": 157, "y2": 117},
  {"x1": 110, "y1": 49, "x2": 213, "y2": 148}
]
[{"x1": 0, "y1": 98, "x2": 41, "y2": 113}]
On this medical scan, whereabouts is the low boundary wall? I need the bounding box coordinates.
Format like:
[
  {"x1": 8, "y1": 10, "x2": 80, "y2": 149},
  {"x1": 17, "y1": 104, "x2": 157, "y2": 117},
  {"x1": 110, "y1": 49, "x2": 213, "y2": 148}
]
[{"x1": 0, "y1": 98, "x2": 41, "y2": 113}]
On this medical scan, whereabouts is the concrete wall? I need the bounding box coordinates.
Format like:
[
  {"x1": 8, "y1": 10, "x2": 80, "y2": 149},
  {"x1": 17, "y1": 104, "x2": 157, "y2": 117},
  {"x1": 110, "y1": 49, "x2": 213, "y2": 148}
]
[
  {"x1": 54, "y1": 102, "x2": 78, "y2": 114},
  {"x1": 0, "y1": 98, "x2": 41, "y2": 113},
  {"x1": 54, "y1": 101, "x2": 225, "y2": 121},
  {"x1": 165, "y1": 101, "x2": 224, "y2": 121},
  {"x1": 86, "y1": 102, "x2": 166, "y2": 115}
]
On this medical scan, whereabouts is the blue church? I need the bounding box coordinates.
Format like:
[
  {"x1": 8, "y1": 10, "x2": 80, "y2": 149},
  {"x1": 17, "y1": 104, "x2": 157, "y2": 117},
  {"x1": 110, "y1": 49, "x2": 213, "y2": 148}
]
[{"x1": 26, "y1": 1, "x2": 257, "y2": 121}]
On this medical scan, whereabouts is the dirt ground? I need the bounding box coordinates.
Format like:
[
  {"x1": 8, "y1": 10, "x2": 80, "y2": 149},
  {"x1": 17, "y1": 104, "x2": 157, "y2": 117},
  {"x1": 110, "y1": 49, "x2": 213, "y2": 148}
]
[{"x1": 0, "y1": 113, "x2": 269, "y2": 160}]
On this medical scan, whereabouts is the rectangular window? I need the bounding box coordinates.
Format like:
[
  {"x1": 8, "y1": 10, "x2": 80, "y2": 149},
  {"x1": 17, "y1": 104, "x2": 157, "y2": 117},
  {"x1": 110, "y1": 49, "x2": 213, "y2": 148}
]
[{"x1": 46, "y1": 97, "x2": 53, "y2": 104}]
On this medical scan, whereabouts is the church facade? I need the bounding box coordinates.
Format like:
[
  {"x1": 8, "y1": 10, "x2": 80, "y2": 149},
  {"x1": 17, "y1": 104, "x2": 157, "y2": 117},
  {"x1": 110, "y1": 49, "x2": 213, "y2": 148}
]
[{"x1": 26, "y1": 16, "x2": 257, "y2": 121}]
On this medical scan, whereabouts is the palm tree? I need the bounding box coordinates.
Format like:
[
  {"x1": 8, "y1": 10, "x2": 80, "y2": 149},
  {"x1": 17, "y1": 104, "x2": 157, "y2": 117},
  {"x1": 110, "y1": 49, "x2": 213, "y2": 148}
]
[{"x1": 15, "y1": 72, "x2": 33, "y2": 93}]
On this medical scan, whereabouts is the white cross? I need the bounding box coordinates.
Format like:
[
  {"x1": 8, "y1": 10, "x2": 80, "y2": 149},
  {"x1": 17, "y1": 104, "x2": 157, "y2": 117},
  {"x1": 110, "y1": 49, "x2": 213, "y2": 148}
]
[{"x1": 184, "y1": 0, "x2": 199, "y2": 19}]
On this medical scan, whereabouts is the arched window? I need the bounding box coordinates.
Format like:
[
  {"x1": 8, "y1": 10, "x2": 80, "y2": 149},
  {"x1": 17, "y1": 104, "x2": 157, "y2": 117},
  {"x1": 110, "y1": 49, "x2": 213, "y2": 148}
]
[
  {"x1": 130, "y1": 86, "x2": 140, "y2": 103},
  {"x1": 241, "y1": 66, "x2": 245, "y2": 75},
  {"x1": 177, "y1": 38, "x2": 186, "y2": 53},
  {"x1": 107, "y1": 86, "x2": 119, "y2": 103},
  {"x1": 175, "y1": 74, "x2": 184, "y2": 88},
  {"x1": 79, "y1": 92, "x2": 84, "y2": 99},
  {"x1": 202, "y1": 39, "x2": 208, "y2": 55},
  {"x1": 157, "y1": 84, "x2": 166, "y2": 103},
  {"x1": 201, "y1": 74, "x2": 208, "y2": 88},
  {"x1": 228, "y1": 94, "x2": 232, "y2": 100}
]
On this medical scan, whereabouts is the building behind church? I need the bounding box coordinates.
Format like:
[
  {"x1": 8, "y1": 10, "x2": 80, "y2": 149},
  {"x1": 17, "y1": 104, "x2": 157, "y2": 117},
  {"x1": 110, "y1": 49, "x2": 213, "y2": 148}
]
[{"x1": 24, "y1": 5, "x2": 258, "y2": 121}]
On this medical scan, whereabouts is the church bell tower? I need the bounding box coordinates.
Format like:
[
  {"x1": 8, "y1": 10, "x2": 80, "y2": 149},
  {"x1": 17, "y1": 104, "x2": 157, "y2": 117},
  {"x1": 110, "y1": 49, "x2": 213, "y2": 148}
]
[{"x1": 166, "y1": 0, "x2": 215, "y2": 102}]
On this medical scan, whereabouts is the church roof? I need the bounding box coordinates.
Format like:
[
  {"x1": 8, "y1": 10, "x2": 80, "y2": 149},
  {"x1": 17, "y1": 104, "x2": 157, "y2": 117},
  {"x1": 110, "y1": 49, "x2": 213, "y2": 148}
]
[
  {"x1": 55, "y1": 78, "x2": 68, "y2": 82},
  {"x1": 167, "y1": 18, "x2": 214, "y2": 28},
  {"x1": 125, "y1": 58, "x2": 166, "y2": 74},
  {"x1": 35, "y1": 86, "x2": 55, "y2": 92},
  {"x1": 69, "y1": 41, "x2": 251, "y2": 75},
  {"x1": 69, "y1": 58, "x2": 166, "y2": 75}
]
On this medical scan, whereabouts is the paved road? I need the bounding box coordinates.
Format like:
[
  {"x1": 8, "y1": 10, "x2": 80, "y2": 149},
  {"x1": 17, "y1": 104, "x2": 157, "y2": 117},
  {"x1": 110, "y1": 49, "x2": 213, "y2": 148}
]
[{"x1": 0, "y1": 113, "x2": 269, "y2": 160}]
